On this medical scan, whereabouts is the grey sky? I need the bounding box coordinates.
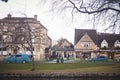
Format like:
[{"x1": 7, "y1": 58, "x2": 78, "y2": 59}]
[{"x1": 0, "y1": 0, "x2": 105, "y2": 43}]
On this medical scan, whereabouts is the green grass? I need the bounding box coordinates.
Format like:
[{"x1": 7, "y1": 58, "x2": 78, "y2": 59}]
[{"x1": 0, "y1": 62, "x2": 120, "y2": 73}]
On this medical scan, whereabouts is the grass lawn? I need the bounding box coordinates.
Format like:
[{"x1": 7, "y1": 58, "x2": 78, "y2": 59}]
[{"x1": 0, "y1": 62, "x2": 120, "y2": 73}]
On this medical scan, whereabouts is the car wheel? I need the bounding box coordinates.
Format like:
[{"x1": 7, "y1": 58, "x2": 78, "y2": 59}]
[{"x1": 22, "y1": 61, "x2": 26, "y2": 63}]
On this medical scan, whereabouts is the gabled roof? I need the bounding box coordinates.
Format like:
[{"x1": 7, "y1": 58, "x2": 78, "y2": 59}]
[
  {"x1": 97, "y1": 33, "x2": 120, "y2": 47},
  {"x1": 74, "y1": 29, "x2": 98, "y2": 45},
  {"x1": 57, "y1": 38, "x2": 73, "y2": 48},
  {"x1": 74, "y1": 29, "x2": 120, "y2": 48}
]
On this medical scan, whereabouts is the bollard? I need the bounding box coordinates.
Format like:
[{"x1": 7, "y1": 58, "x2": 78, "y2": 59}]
[
  {"x1": 61, "y1": 58, "x2": 64, "y2": 63},
  {"x1": 56, "y1": 58, "x2": 59, "y2": 63}
]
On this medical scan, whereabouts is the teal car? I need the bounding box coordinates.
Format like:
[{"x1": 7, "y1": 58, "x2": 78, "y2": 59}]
[
  {"x1": 90, "y1": 56, "x2": 108, "y2": 62},
  {"x1": 4, "y1": 54, "x2": 31, "y2": 63}
]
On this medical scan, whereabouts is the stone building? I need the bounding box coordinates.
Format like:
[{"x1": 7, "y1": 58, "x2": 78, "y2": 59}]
[
  {"x1": 55, "y1": 38, "x2": 75, "y2": 60},
  {"x1": 0, "y1": 14, "x2": 52, "y2": 60},
  {"x1": 75, "y1": 29, "x2": 120, "y2": 60},
  {"x1": 57, "y1": 38, "x2": 73, "y2": 48}
]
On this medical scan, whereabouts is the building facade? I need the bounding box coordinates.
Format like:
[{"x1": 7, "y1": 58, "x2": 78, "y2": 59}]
[
  {"x1": 54, "y1": 38, "x2": 75, "y2": 60},
  {"x1": 75, "y1": 29, "x2": 120, "y2": 60},
  {"x1": 0, "y1": 14, "x2": 52, "y2": 60}
]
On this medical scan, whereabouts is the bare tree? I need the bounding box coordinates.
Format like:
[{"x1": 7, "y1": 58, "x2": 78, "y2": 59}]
[
  {"x1": 0, "y1": 14, "x2": 43, "y2": 71},
  {"x1": 14, "y1": 19, "x2": 36, "y2": 71},
  {"x1": 42, "y1": 0, "x2": 120, "y2": 33},
  {"x1": 1, "y1": 0, "x2": 8, "y2": 3}
]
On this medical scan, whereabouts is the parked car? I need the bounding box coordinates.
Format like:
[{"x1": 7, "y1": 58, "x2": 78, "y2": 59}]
[
  {"x1": 90, "y1": 56, "x2": 108, "y2": 62},
  {"x1": 4, "y1": 53, "x2": 31, "y2": 63}
]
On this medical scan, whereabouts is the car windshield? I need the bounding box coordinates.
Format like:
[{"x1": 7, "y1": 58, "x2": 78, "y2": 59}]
[{"x1": 10, "y1": 55, "x2": 15, "y2": 58}]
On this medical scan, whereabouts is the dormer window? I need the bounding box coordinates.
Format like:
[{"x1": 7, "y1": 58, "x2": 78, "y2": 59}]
[
  {"x1": 114, "y1": 40, "x2": 120, "y2": 47},
  {"x1": 101, "y1": 40, "x2": 108, "y2": 48}
]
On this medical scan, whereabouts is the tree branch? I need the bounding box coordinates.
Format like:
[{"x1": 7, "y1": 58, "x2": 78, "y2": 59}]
[{"x1": 68, "y1": 0, "x2": 120, "y2": 14}]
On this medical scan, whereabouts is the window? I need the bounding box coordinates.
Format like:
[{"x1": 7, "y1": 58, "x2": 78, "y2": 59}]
[
  {"x1": 114, "y1": 40, "x2": 120, "y2": 47},
  {"x1": 32, "y1": 39, "x2": 35, "y2": 43},
  {"x1": 3, "y1": 26, "x2": 8, "y2": 31},
  {"x1": 16, "y1": 55, "x2": 22, "y2": 58},
  {"x1": 101, "y1": 40, "x2": 108, "y2": 48},
  {"x1": 26, "y1": 47, "x2": 34, "y2": 51},
  {"x1": 10, "y1": 55, "x2": 15, "y2": 58},
  {"x1": 81, "y1": 42, "x2": 90, "y2": 48}
]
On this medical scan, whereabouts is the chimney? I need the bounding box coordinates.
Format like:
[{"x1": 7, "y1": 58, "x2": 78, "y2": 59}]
[
  {"x1": 8, "y1": 14, "x2": 11, "y2": 18},
  {"x1": 34, "y1": 15, "x2": 37, "y2": 20}
]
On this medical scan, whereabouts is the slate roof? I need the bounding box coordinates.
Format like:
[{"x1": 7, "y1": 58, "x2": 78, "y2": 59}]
[
  {"x1": 97, "y1": 33, "x2": 120, "y2": 47},
  {"x1": 74, "y1": 29, "x2": 120, "y2": 48},
  {"x1": 2, "y1": 16, "x2": 48, "y2": 30},
  {"x1": 74, "y1": 29, "x2": 98, "y2": 45}
]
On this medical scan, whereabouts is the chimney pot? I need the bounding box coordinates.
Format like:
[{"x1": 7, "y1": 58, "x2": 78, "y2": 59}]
[
  {"x1": 8, "y1": 14, "x2": 11, "y2": 18},
  {"x1": 34, "y1": 15, "x2": 37, "y2": 20}
]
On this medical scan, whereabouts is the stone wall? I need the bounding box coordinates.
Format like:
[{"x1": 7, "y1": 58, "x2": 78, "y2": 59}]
[{"x1": 0, "y1": 72, "x2": 120, "y2": 78}]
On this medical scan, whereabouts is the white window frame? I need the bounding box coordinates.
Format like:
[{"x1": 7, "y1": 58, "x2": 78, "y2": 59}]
[
  {"x1": 114, "y1": 40, "x2": 120, "y2": 47},
  {"x1": 3, "y1": 26, "x2": 8, "y2": 31},
  {"x1": 81, "y1": 42, "x2": 90, "y2": 48},
  {"x1": 101, "y1": 39, "x2": 108, "y2": 48}
]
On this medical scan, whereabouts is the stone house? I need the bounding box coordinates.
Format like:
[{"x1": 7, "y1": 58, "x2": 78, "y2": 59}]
[
  {"x1": 57, "y1": 38, "x2": 73, "y2": 48},
  {"x1": 55, "y1": 39, "x2": 75, "y2": 60},
  {"x1": 74, "y1": 29, "x2": 120, "y2": 60},
  {"x1": 0, "y1": 14, "x2": 52, "y2": 60},
  {"x1": 56, "y1": 48, "x2": 75, "y2": 60}
]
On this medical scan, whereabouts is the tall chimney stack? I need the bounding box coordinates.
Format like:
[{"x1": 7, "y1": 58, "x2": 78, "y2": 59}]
[{"x1": 8, "y1": 13, "x2": 11, "y2": 18}]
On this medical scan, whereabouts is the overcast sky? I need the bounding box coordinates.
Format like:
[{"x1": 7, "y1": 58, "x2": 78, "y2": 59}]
[{"x1": 0, "y1": 0, "x2": 104, "y2": 44}]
